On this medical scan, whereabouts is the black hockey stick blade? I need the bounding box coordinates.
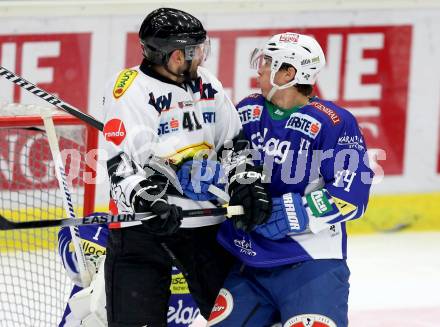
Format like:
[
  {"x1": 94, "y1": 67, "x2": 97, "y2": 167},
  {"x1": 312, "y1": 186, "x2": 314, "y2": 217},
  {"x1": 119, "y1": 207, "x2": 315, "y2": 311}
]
[{"x1": 0, "y1": 206, "x2": 240, "y2": 231}]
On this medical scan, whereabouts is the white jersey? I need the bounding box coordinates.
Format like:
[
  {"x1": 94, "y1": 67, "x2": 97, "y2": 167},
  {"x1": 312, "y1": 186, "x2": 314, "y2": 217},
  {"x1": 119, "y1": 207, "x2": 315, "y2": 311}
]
[{"x1": 102, "y1": 61, "x2": 241, "y2": 228}]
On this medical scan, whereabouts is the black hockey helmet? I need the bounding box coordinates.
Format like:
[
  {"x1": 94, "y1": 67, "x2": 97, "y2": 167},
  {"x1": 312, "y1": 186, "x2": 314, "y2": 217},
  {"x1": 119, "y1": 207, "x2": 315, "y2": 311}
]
[{"x1": 139, "y1": 8, "x2": 208, "y2": 65}]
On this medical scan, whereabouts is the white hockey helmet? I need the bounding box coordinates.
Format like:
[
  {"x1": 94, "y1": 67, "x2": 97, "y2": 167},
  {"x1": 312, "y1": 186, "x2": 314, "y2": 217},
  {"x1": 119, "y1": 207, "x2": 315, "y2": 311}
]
[{"x1": 251, "y1": 32, "x2": 325, "y2": 99}]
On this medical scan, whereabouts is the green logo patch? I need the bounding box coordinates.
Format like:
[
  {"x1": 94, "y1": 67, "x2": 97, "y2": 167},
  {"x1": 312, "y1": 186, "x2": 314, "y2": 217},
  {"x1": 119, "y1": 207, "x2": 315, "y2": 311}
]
[{"x1": 306, "y1": 190, "x2": 333, "y2": 217}]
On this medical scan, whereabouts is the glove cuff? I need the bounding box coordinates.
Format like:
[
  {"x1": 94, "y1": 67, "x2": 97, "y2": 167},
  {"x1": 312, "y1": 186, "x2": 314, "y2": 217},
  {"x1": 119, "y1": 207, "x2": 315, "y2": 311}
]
[
  {"x1": 228, "y1": 164, "x2": 266, "y2": 187},
  {"x1": 285, "y1": 193, "x2": 308, "y2": 233}
]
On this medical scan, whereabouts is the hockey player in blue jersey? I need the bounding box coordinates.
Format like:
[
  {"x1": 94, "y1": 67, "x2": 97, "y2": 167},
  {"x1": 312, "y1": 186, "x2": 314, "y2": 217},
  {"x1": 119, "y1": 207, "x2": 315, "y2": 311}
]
[
  {"x1": 57, "y1": 214, "x2": 202, "y2": 327},
  {"x1": 206, "y1": 32, "x2": 374, "y2": 326}
]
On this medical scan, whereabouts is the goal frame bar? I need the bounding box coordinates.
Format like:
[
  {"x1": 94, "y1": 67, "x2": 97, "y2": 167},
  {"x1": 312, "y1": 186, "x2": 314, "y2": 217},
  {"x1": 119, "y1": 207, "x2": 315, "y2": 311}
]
[{"x1": 0, "y1": 113, "x2": 99, "y2": 217}]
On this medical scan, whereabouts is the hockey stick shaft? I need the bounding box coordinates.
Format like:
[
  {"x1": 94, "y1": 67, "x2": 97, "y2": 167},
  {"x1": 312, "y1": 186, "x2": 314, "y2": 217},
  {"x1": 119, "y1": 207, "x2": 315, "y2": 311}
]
[
  {"x1": 0, "y1": 66, "x2": 104, "y2": 131},
  {"x1": 0, "y1": 206, "x2": 243, "y2": 230},
  {"x1": 42, "y1": 116, "x2": 91, "y2": 286}
]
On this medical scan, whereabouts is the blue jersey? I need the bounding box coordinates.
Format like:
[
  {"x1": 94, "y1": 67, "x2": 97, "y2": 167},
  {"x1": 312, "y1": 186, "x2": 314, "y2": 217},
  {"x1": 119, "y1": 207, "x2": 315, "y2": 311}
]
[{"x1": 218, "y1": 94, "x2": 373, "y2": 268}]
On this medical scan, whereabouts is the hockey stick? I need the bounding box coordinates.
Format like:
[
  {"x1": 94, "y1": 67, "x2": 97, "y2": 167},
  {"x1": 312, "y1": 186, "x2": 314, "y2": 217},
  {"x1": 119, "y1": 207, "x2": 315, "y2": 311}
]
[
  {"x1": 0, "y1": 66, "x2": 103, "y2": 131},
  {"x1": 42, "y1": 114, "x2": 92, "y2": 286},
  {"x1": 0, "y1": 206, "x2": 244, "y2": 231}
]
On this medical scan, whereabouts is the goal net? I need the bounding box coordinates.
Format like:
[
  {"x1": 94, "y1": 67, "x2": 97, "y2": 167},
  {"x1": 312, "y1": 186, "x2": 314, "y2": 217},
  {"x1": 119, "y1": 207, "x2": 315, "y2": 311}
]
[{"x1": 0, "y1": 103, "x2": 98, "y2": 326}]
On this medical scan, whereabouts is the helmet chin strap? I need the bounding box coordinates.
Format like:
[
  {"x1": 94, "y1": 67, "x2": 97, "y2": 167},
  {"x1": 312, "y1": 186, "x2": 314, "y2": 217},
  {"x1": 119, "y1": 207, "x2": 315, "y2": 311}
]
[
  {"x1": 266, "y1": 85, "x2": 279, "y2": 102},
  {"x1": 267, "y1": 70, "x2": 298, "y2": 101}
]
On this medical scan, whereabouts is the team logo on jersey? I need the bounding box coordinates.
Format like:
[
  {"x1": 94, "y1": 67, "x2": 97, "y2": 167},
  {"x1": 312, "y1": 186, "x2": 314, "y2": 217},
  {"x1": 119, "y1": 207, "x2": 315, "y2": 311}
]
[
  {"x1": 310, "y1": 102, "x2": 341, "y2": 125},
  {"x1": 113, "y1": 69, "x2": 138, "y2": 99},
  {"x1": 207, "y1": 289, "x2": 234, "y2": 325},
  {"x1": 103, "y1": 119, "x2": 126, "y2": 145},
  {"x1": 285, "y1": 113, "x2": 321, "y2": 139},
  {"x1": 284, "y1": 314, "x2": 336, "y2": 327}
]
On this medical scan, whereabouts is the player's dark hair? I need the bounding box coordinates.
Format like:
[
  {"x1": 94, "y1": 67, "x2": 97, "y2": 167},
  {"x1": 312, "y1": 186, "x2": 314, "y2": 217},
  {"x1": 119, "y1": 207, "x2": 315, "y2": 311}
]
[
  {"x1": 295, "y1": 84, "x2": 314, "y2": 97},
  {"x1": 279, "y1": 63, "x2": 314, "y2": 96}
]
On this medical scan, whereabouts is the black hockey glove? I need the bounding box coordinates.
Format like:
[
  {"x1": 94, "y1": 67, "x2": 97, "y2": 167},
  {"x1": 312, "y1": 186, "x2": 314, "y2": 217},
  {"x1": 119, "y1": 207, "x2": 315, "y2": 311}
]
[
  {"x1": 227, "y1": 164, "x2": 272, "y2": 232},
  {"x1": 130, "y1": 175, "x2": 183, "y2": 236}
]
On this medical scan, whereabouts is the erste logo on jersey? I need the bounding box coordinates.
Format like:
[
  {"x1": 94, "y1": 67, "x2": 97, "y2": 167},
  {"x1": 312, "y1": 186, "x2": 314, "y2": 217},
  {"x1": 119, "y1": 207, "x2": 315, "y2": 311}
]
[
  {"x1": 207, "y1": 288, "x2": 234, "y2": 325},
  {"x1": 284, "y1": 314, "x2": 336, "y2": 327},
  {"x1": 104, "y1": 119, "x2": 126, "y2": 145},
  {"x1": 159, "y1": 117, "x2": 180, "y2": 135},
  {"x1": 113, "y1": 69, "x2": 138, "y2": 99},
  {"x1": 238, "y1": 105, "x2": 263, "y2": 124},
  {"x1": 285, "y1": 113, "x2": 321, "y2": 139}
]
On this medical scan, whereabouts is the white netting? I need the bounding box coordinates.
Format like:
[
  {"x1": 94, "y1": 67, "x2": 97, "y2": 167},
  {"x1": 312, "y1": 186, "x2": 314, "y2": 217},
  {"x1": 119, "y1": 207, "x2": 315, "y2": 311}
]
[
  {"x1": 0, "y1": 102, "x2": 61, "y2": 117},
  {"x1": 0, "y1": 103, "x2": 85, "y2": 145},
  {"x1": 0, "y1": 104, "x2": 92, "y2": 326}
]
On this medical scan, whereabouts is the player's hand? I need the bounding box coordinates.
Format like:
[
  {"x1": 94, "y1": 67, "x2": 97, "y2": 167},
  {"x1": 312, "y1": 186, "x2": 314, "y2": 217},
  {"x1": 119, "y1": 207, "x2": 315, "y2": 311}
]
[
  {"x1": 177, "y1": 159, "x2": 226, "y2": 201},
  {"x1": 253, "y1": 192, "x2": 308, "y2": 240},
  {"x1": 131, "y1": 176, "x2": 183, "y2": 236},
  {"x1": 227, "y1": 164, "x2": 271, "y2": 232}
]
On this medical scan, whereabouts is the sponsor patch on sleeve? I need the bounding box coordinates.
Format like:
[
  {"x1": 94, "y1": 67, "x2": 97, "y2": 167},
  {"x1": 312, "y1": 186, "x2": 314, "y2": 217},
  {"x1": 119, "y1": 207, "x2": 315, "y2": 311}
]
[
  {"x1": 331, "y1": 196, "x2": 357, "y2": 215},
  {"x1": 103, "y1": 118, "x2": 126, "y2": 145},
  {"x1": 113, "y1": 69, "x2": 138, "y2": 99},
  {"x1": 306, "y1": 189, "x2": 333, "y2": 217},
  {"x1": 310, "y1": 101, "x2": 341, "y2": 125}
]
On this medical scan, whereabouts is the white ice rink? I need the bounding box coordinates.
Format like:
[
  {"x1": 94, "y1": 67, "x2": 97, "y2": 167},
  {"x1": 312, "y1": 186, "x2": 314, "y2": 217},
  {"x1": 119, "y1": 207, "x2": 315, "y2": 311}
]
[
  {"x1": 192, "y1": 231, "x2": 440, "y2": 327},
  {"x1": 1, "y1": 231, "x2": 439, "y2": 326},
  {"x1": 347, "y1": 231, "x2": 440, "y2": 326}
]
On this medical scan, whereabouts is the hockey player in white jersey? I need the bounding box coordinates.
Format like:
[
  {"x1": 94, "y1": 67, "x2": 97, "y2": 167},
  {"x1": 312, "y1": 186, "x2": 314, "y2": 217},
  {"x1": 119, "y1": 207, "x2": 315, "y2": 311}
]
[{"x1": 101, "y1": 7, "x2": 271, "y2": 327}]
